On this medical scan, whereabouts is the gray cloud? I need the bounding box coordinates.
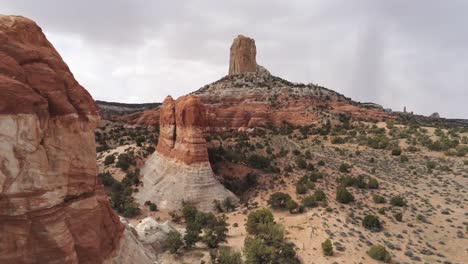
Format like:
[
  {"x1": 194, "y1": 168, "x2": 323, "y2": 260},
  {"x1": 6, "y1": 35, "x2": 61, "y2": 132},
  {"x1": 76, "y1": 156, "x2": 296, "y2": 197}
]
[{"x1": 2, "y1": 0, "x2": 467, "y2": 118}]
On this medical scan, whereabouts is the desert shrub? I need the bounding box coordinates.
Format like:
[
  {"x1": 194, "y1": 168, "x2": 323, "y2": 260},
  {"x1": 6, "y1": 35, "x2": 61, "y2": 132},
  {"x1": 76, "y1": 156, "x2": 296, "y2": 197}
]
[
  {"x1": 390, "y1": 195, "x2": 407, "y2": 207},
  {"x1": 331, "y1": 137, "x2": 346, "y2": 144},
  {"x1": 339, "y1": 163, "x2": 351, "y2": 173},
  {"x1": 246, "y1": 209, "x2": 274, "y2": 235},
  {"x1": 362, "y1": 215, "x2": 382, "y2": 231},
  {"x1": 165, "y1": 231, "x2": 183, "y2": 254},
  {"x1": 295, "y1": 182, "x2": 307, "y2": 195},
  {"x1": 373, "y1": 194, "x2": 386, "y2": 204},
  {"x1": 367, "y1": 135, "x2": 390, "y2": 149},
  {"x1": 146, "y1": 145, "x2": 156, "y2": 154},
  {"x1": 222, "y1": 197, "x2": 236, "y2": 212},
  {"x1": 223, "y1": 173, "x2": 257, "y2": 195},
  {"x1": 313, "y1": 190, "x2": 326, "y2": 202},
  {"x1": 337, "y1": 175, "x2": 355, "y2": 187},
  {"x1": 321, "y1": 239, "x2": 333, "y2": 256},
  {"x1": 210, "y1": 247, "x2": 243, "y2": 264},
  {"x1": 104, "y1": 155, "x2": 115, "y2": 165},
  {"x1": 400, "y1": 155, "x2": 409, "y2": 162},
  {"x1": 286, "y1": 199, "x2": 299, "y2": 213},
  {"x1": 144, "y1": 200, "x2": 157, "y2": 211},
  {"x1": 416, "y1": 214, "x2": 426, "y2": 222},
  {"x1": 367, "y1": 245, "x2": 391, "y2": 263},
  {"x1": 301, "y1": 195, "x2": 317, "y2": 208},
  {"x1": 96, "y1": 145, "x2": 109, "y2": 153},
  {"x1": 98, "y1": 172, "x2": 117, "y2": 187},
  {"x1": 116, "y1": 153, "x2": 132, "y2": 171},
  {"x1": 393, "y1": 212, "x2": 403, "y2": 222},
  {"x1": 368, "y1": 177, "x2": 379, "y2": 189},
  {"x1": 247, "y1": 154, "x2": 270, "y2": 169},
  {"x1": 310, "y1": 171, "x2": 324, "y2": 182},
  {"x1": 318, "y1": 160, "x2": 325, "y2": 166},
  {"x1": 295, "y1": 157, "x2": 307, "y2": 170},
  {"x1": 244, "y1": 210, "x2": 299, "y2": 264},
  {"x1": 336, "y1": 186, "x2": 354, "y2": 204},
  {"x1": 268, "y1": 192, "x2": 292, "y2": 209},
  {"x1": 391, "y1": 148, "x2": 402, "y2": 156},
  {"x1": 182, "y1": 204, "x2": 228, "y2": 248}
]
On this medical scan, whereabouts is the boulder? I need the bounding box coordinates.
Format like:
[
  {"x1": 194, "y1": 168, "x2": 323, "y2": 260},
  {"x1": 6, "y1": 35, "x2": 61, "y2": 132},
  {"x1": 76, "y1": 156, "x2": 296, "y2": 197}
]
[{"x1": 135, "y1": 217, "x2": 176, "y2": 252}]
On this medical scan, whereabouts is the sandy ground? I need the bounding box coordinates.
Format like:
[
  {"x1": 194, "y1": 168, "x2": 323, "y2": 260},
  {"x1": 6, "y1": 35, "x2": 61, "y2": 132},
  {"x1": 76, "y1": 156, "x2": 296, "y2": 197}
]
[{"x1": 98, "y1": 122, "x2": 467, "y2": 263}]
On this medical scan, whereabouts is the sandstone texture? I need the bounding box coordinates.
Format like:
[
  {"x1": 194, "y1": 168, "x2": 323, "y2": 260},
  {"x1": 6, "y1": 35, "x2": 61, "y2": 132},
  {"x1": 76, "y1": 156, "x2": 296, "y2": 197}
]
[
  {"x1": 0, "y1": 15, "x2": 153, "y2": 264},
  {"x1": 229, "y1": 35, "x2": 257, "y2": 75},
  {"x1": 136, "y1": 95, "x2": 237, "y2": 211}
]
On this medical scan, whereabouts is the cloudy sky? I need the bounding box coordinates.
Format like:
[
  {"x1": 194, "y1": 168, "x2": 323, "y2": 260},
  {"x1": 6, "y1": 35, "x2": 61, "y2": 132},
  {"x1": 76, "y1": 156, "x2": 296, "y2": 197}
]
[{"x1": 2, "y1": 1, "x2": 467, "y2": 118}]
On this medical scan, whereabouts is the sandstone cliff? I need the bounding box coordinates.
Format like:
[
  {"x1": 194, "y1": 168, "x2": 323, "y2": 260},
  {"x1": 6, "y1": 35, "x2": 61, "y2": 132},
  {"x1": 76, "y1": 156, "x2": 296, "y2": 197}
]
[
  {"x1": 0, "y1": 15, "x2": 153, "y2": 264},
  {"x1": 136, "y1": 95, "x2": 237, "y2": 211}
]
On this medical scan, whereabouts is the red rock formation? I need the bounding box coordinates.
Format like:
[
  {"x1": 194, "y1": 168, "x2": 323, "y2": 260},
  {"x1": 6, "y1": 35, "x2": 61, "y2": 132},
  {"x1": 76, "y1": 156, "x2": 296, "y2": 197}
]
[
  {"x1": 229, "y1": 35, "x2": 257, "y2": 75},
  {"x1": 136, "y1": 95, "x2": 237, "y2": 211},
  {"x1": 157, "y1": 95, "x2": 209, "y2": 164},
  {"x1": 0, "y1": 15, "x2": 150, "y2": 264},
  {"x1": 118, "y1": 36, "x2": 392, "y2": 129}
]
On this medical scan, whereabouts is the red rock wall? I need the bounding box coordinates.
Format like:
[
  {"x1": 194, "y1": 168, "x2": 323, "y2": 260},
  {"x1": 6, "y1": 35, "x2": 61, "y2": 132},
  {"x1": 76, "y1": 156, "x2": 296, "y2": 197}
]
[
  {"x1": 0, "y1": 15, "x2": 123, "y2": 264},
  {"x1": 156, "y1": 95, "x2": 209, "y2": 164}
]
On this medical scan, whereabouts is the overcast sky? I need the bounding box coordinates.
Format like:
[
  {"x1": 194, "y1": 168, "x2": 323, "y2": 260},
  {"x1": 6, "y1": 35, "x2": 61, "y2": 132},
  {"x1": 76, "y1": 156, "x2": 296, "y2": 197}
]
[{"x1": 2, "y1": 1, "x2": 467, "y2": 118}]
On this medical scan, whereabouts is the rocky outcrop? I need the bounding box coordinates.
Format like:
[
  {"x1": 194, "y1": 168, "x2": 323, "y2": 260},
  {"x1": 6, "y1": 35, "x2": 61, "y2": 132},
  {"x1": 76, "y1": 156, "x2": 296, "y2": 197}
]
[
  {"x1": 229, "y1": 35, "x2": 257, "y2": 75},
  {"x1": 136, "y1": 95, "x2": 237, "y2": 211},
  {"x1": 135, "y1": 217, "x2": 176, "y2": 252},
  {"x1": 0, "y1": 15, "x2": 153, "y2": 263},
  {"x1": 120, "y1": 36, "x2": 392, "y2": 129}
]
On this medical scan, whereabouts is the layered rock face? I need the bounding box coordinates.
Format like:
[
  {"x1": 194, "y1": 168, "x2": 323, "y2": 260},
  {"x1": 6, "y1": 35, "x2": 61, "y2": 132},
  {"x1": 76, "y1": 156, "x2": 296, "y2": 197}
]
[
  {"x1": 121, "y1": 36, "x2": 391, "y2": 129},
  {"x1": 228, "y1": 35, "x2": 257, "y2": 75},
  {"x1": 0, "y1": 16, "x2": 153, "y2": 263},
  {"x1": 136, "y1": 95, "x2": 237, "y2": 211}
]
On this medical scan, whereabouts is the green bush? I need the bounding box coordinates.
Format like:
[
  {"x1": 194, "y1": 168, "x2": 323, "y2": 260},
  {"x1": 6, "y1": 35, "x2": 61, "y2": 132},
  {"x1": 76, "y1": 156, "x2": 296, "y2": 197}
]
[
  {"x1": 296, "y1": 157, "x2": 307, "y2": 169},
  {"x1": 372, "y1": 194, "x2": 386, "y2": 204},
  {"x1": 368, "y1": 178, "x2": 379, "y2": 189},
  {"x1": 116, "y1": 153, "x2": 132, "y2": 171},
  {"x1": 268, "y1": 192, "x2": 292, "y2": 209},
  {"x1": 313, "y1": 190, "x2": 326, "y2": 201},
  {"x1": 98, "y1": 172, "x2": 117, "y2": 187},
  {"x1": 339, "y1": 163, "x2": 351, "y2": 173},
  {"x1": 246, "y1": 209, "x2": 274, "y2": 235},
  {"x1": 223, "y1": 173, "x2": 257, "y2": 195},
  {"x1": 393, "y1": 212, "x2": 403, "y2": 222},
  {"x1": 390, "y1": 195, "x2": 407, "y2": 207},
  {"x1": 321, "y1": 238, "x2": 333, "y2": 256},
  {"x1": 336, "y1": 186, "x2": 354, "y2": 204},
  {"x1": 165, "y1": 231, "x2": 183, "y2": 254},
  {"x1": 391, "y1": 148, "x2": 402, "y2": 156},
  {"x1": 104, "y1": 155, "x2": 115, "y2": 165},
  {"x1": 362, "y1": 215, "x2": 382, "y2": 231},
  {"x1": 286, "y1": 199, "x2": 299, "y2": 213},
  {"x1": 210, "y1": 247, "x2": 243, "y2": 264},
  {"x1": 301, "y1": 195, "x2": 317, "y2": 208},
  {"x1": 367, "y1": 245, "x2": 391, "y2": 263},
  {"x1": 247, "y1": 154, "x2": 271, "y2": 170},
  {"x1": 295, "y1": 182, "x2": 307, "y2": 195},
  {"x1": 96, "y1": 145, "x2": 109, "y2": 153}
]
